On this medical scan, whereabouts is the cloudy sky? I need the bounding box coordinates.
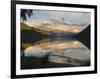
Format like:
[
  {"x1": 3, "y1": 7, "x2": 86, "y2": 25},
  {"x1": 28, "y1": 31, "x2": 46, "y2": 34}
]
[{"x1": 24, "y1": 10, "x2": 90, "y2": 26}]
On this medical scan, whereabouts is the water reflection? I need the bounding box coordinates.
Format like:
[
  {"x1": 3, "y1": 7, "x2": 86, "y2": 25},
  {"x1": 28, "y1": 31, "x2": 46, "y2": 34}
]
[{"x1": 21, "y1": 37, "x2": 90, "y2": 69}]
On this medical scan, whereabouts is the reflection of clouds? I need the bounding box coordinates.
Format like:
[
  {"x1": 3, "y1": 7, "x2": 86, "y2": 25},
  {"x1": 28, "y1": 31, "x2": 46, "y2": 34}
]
[
  {"x1": 63, "y1": 48, "x2": 90, "y2": 60},
  {"x1": 48, "y1": 55, "x2": 67, "y2": 64},
  {"x1": 24, "y1": 46, "x2": 51, "y2": 57},
  {"x1": 34, "y1": 40, "x2": 86, "y2": 50},
  {"x1": 48, "y1": 48, "x2": 90, "y2": 65},
  {"x1": 23, "y1": 39, "x2": 90, "y2": 65}
]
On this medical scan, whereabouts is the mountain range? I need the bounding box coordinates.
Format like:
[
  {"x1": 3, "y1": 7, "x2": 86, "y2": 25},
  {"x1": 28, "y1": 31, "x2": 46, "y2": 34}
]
[{"x1": 21, "y1": 22, "x2": 90, "y2": 46}]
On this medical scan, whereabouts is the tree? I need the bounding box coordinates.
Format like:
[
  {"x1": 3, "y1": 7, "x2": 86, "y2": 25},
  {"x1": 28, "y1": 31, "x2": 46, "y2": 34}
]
[{"x1": 21, "y1": 9, "x2": 33, "y2": 21}]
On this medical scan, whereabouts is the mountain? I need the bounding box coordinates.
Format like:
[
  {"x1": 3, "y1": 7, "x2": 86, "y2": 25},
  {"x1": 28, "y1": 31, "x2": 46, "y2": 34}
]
[
  {"x1": 21, "y1": 22, "x2": 31, "y2": 30},
  {"x1": 76, "y1": 25, "x2": 90, "y2": 49},
  {"x1": 21, "y1": 22, "x2": 50, "y2": 43},
  {"x1": 21, "y1": 22, "x2": 50, "y2": 35},
  {"x1": 32, "y1": 27, "x2": 50, "y2": 35}
]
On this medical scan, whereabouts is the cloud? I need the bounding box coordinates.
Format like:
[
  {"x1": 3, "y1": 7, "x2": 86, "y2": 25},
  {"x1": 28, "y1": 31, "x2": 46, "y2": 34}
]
[
  {"x1": 26, "y1": 10, "x2": 90, "y2": 25},
  {"x1": 48, "y1": 11, "x2": 90, "y2": 24}
]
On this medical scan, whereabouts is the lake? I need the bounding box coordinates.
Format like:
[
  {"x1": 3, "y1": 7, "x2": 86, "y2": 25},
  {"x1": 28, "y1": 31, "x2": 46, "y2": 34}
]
[{"x1": 21, "y1": 37, "x2": 90, "y2": 69}]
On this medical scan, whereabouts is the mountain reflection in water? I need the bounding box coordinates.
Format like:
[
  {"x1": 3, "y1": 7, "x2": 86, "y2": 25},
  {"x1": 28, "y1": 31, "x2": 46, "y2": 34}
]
[{"x1": 21, "y1": 37, "x2": 90, "y2": 69}]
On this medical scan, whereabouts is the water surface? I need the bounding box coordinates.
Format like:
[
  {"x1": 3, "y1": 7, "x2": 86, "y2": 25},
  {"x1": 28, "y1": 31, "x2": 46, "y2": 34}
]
[{"x1": 21, "y1": 37, "x2": 90, "y2": 69}]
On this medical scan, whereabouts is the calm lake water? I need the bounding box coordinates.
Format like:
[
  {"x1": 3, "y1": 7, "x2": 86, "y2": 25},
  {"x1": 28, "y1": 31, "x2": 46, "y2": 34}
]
[{"x1": 21, "y1": 37, "x2": 90, "y2": 69}]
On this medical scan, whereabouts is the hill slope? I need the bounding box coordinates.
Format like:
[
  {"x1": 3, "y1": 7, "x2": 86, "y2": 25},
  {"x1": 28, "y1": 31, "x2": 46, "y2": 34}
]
[
  {"x1": 21, "y1": 22, "x2": 50, "y2": 35},
  {"x1": 21, "y1": 22, "x2": 50, "y2": 43}
]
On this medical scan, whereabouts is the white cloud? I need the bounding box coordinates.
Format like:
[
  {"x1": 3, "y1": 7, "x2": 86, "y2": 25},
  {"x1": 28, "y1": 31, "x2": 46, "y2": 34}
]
[{"x1": 48, "y1": 11, "x2": 90, "y2": 24}]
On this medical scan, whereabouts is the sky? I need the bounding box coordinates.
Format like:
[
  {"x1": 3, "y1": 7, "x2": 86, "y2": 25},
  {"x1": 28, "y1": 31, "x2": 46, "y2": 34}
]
[{"x1": 24, "y1": 9, "x2": 90, "y2": 26}]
